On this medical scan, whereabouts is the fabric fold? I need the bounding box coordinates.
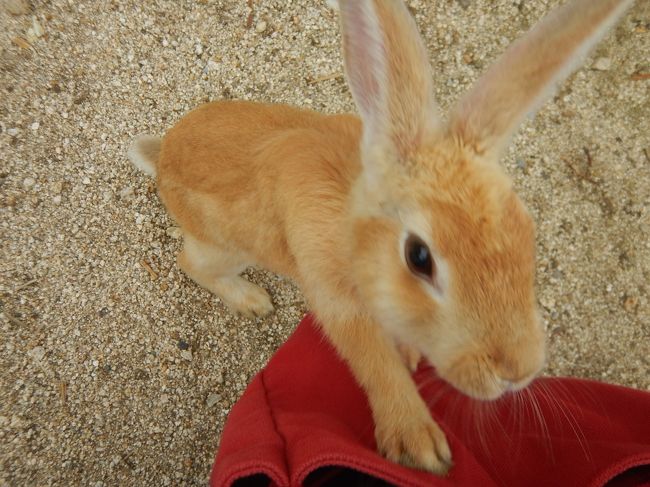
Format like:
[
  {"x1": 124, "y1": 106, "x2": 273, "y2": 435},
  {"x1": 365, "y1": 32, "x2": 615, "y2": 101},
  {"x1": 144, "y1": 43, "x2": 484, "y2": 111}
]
[{"x1": 211, "y1": 315, "x2": 650, "y2": 487}]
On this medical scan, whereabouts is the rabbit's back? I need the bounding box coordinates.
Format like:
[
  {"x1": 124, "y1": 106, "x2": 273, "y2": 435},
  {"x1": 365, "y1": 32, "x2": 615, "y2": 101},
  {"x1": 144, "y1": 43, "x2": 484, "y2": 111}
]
[{"x1": 156, "y1": 100, "x2": 363, "y2": 277}]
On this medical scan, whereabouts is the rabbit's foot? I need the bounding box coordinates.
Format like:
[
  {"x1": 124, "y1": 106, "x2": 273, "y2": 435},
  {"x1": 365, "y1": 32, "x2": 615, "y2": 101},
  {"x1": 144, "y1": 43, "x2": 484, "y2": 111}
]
[
  {"x1": 214, "y1": 276, "x2": 274, "y2": 319},
  {"x1": 375, "y1": 401, "x2": 452, "y2": 475}
]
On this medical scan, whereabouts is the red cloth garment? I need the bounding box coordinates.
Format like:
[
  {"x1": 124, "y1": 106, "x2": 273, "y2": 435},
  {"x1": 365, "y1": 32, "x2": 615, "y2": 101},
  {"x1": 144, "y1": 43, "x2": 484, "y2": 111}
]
[{"x1": 210, "y1": 315, "x2": 650, "y2": 487}]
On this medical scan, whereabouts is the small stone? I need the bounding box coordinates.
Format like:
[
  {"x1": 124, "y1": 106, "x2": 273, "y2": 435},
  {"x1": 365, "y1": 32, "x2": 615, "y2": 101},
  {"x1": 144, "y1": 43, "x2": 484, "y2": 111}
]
[
  {"x1": 7, "y1": 128, "x2": 19, "y2": 137},
  {"x1": 53, "y1": 195, "x2": 61, "y2": 205},
  {"x1": 206, "y1": 394, "x2": 220, "y2": 408},
  {"x1": 30, "y1": 122, "x2": 40, "y2": 130},
  {"x1": 166, "y1": 226, "x2": 182, "y2": 239},
  {"x1": 28, "y1": 346, "x2": 45, "y2": 361},
  {"x1": 12, "y1": 36, "x2": 31, "y2": 49},
  {"x1": 215, "y1": 371, "x2": 224, "y2": 384},
  {"x1": 119, "y1": 186, "x2": 134, "y2": 200},
  {"x1": 325, "y1": 0, "x2": 339, "y2": 10},
  {"x1": 31, "y1": 17, "x2": 44, "y2": 37},
  {"x1": 180, "y1": 350, "x2": 193, "y2": 361},
  {"x1": 27, "y1": 16, "x2": 44, "y2": 41},
  {"x1": 540, "y1": 295, "x2": 555, "y2": 309},
  {"x1": 205, "y1": 59, "x2": 218, "y2": 72},
  {"x1": 177, "y1": 340, "x2": 189, "y2": 351},
  {"x1": 256, "y1": 21, "x2": 267, "y2": 33},
  {"x1": 82, "y1": 177, "x2": 91, "y2": 185},
  {"x1": 593, "y1": 57, "x2": 612, "y2": 71},
  {"x1": 52, "y1": 181, "x2": 64, "y2": 193},
  {"x1": 23, "y1": 177, "x2": 35, "y2": 188},
  {"x1": 4, "y1": 0, "x2": 30, "y2": 15},
  {"x1": 623, "y1": 296, "x2": 638, "y2": 312}
]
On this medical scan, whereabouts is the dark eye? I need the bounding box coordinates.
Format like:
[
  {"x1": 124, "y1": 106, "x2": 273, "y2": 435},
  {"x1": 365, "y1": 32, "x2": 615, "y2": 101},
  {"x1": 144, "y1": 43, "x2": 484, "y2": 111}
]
[{"x1": 405, "y1": 234, "x2": 435, "y2": 281}]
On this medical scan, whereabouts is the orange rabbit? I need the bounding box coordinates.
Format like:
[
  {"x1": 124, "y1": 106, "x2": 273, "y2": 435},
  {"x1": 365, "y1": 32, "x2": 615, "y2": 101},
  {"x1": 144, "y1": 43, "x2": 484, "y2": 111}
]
[{"x1": 129, "y1": 0, "x2": 634, "y2": 474}]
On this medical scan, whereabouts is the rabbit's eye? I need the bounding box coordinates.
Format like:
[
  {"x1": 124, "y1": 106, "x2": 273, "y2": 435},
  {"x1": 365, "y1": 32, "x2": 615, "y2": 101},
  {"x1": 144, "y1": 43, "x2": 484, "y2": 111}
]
[{"x1": 405, "y1": 234, "x2": 435, "y2": 281}]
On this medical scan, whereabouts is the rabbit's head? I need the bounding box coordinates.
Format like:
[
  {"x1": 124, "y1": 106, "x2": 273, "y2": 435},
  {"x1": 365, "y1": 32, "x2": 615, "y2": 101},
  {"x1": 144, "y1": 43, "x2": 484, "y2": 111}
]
[{"x1": 340, "y1": 0, "x2": 632, "y2": 400}]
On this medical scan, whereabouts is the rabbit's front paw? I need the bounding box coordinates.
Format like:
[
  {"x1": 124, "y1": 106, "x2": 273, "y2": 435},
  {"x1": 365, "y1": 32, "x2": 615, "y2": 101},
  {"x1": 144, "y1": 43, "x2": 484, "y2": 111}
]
[{"x1": 376, "y1": 411, "x2": 452, "y2": 475}]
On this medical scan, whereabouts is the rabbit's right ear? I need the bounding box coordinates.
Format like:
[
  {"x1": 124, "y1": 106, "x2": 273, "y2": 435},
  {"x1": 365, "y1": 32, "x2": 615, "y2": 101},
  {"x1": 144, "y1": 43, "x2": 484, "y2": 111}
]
[{"x1": 339, "y1": 0, "x2": 439, "y2": 191}]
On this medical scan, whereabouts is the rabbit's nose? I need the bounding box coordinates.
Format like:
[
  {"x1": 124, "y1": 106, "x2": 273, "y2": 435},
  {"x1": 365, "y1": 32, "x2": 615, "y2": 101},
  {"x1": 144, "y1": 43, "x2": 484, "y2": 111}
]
[
  {"x1": 491, "y1": 348, "x2": 544, "y2": 390},
  {"x1": 497, "y1": 375, "x2": 532, "y2": 393}
]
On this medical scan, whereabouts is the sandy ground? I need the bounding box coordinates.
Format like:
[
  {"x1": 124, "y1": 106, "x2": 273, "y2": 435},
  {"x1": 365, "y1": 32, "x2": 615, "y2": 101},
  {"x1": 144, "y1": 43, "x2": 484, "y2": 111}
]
[{"x1": 0, "y1": 0, "x2": 648, "y2": 485}]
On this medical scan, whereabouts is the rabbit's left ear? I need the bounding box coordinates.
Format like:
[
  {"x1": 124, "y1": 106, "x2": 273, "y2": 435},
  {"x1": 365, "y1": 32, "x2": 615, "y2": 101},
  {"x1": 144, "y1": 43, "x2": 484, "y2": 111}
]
[
  {"x1": 449, "y1": 0, "x2": 634, "y2": 159},
  {"x1": 339, "y1": 0, "x2": 439, "y2": 180}
]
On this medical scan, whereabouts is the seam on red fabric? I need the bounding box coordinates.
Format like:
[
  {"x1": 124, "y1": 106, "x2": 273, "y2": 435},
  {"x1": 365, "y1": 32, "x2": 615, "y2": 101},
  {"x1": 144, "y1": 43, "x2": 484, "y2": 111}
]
[
  {"x1": 259, "y1": 368, "x2": 291, "y2": 487},
  {"x1": 588, "y1": 453, "x2": 650, "y2": 487},
  {"x1": 295, "y1": 455, "x2": 447, "y2": 487},
  {"x1": 223, "y1": 462, "x2": 287, "y2": 487}
]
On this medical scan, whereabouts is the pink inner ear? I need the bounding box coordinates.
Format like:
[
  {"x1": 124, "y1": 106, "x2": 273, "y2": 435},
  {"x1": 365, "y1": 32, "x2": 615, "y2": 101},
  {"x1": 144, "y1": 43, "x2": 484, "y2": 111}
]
[{"x1": 340, "y1": 0, "x2": 388, "y2": 130}]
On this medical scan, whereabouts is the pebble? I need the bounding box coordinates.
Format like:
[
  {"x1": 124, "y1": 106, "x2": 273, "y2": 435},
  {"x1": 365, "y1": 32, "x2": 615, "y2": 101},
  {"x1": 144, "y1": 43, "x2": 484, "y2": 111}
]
[
  {"x1": 4, "y1": 0, "x2": 30, "y2": 15},
  {"x1": 30, "y1": 122, "x2": 40, "y2": 131},
  {"x1": 593, "y1": 57, "x2": 612, "y2": 71},
  {"x1": 205, "y1": 394, "x2": 220, "y2": 408},
  {"x1": 7, "y1": 128, "x2": 19, "y2": 136},
  {"x1": 180, "y1": 350, "x2": 193, "y2": 361},
  {"x1": 256, "y1": 21, "x2": 267, "y2": 33},
  {"x1": 53, "y1": 195, "x2": 62, "y2": 205},
  {"x1": 82, "y1": 177, "x2": 91, "y2": 185},
  {"x1": 166, "y1": 226, "x2": 182, "y2": 239},
  {"x1": 27, "y1": 346, "x2": 45, "y2": 362},
  {"x1": 23, "y1": 177, "x2": 35, "y2": 189},
  {"x1": 119, "y1": 186, "x2": 135, "y2": 200},
  {"x1": 27, "y1": 17, "x2": 44, "y2": 41}
]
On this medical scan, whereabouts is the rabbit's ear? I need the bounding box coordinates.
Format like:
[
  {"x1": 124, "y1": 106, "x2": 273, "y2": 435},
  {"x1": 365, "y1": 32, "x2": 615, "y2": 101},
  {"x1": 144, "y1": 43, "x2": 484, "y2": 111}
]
[
  {"x1": 339, "y1": 0, "x2": 439, "y2": 181},
  {"x1": 449, "y1": 0, "x2": 633, "y2": 158}
]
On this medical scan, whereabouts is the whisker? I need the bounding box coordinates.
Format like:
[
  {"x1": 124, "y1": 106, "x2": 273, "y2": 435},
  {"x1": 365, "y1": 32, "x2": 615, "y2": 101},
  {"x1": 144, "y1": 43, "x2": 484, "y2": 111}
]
[
  {"x1": 538, "y1": 380, "x2": 592, "y2": 463},
  {"x1": 526, "y1": 387, "x2": 555, "y2": 462}
]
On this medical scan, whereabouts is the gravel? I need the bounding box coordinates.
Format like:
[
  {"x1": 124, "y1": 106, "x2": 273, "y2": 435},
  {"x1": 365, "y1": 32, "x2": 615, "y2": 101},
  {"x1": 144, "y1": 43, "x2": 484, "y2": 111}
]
[{"x1": 1, "y1": 0, "x2": 648, "y2": 485}]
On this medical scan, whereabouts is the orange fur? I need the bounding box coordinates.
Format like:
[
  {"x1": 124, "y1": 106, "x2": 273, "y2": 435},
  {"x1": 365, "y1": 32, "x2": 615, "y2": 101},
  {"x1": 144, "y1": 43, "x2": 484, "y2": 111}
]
[{"x1": 129, "y1": 0, "x2": 632, "y2": 474}]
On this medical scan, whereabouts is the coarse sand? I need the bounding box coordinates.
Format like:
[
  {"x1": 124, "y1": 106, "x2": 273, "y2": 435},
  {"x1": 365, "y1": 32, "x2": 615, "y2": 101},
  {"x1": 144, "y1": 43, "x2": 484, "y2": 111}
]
[{"x1": 1, "y1": 0, "x2": 648, "y2": 485}]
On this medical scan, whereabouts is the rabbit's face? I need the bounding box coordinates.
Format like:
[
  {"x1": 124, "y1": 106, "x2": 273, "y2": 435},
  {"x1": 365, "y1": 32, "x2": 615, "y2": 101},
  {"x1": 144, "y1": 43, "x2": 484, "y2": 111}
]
[
  {"x1": 337, "y1": 0, "x2": 625, "y2": 403},
  {"x1": 352, "y1": 143, "x2": 545, "y2": 401}
]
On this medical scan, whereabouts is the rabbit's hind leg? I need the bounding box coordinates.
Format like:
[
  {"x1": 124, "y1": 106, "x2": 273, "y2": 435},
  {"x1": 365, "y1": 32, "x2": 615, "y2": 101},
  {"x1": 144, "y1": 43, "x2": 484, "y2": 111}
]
[{"x1": 177, "y1": 233, "x2": 274, "y2": 319}]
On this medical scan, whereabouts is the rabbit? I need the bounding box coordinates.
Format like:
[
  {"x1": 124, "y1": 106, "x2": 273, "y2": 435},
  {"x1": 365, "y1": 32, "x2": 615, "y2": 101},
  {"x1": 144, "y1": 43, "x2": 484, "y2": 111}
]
[{"x1": 128, "y1": 0, "x2": 634, "y2": 474}]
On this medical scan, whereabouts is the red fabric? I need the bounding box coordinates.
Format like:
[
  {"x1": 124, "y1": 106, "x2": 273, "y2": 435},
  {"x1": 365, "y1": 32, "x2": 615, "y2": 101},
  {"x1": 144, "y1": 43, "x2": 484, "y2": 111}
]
[{"x1": 211, "y1": 314, "x2": 650, "y2": 487}]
